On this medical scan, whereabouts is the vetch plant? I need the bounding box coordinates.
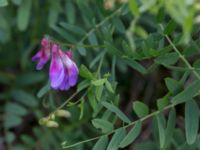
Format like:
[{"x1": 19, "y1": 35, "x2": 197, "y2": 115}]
[{"x1": 1, "y1": 0, "x2": 200, "y2": 150}]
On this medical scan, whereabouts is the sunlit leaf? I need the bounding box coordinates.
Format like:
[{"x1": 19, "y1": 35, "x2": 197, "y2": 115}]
[{"x1": 128, "y1": 0, "x2": 139, "y2": 17}]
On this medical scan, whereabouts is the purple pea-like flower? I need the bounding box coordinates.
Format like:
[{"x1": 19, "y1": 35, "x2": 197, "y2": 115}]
[
  {"x1": 32, "y1": 37, "x2": 79, "y2": 91},
  {"x1": 59, "y1": 50, "x2": 79, "y2": 89},
  {"x1": 49, "y1": 44, "x2": 65, "y2": 89},
  {"x1": 32, "y1": 37, "x2": 51, "y2": 70},
  {"x1": 49, "y1": 45, "x2": 78, "y2": 90}
]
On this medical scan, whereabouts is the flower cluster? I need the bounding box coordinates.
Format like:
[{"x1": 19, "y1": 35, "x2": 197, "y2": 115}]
[{"x1": 32, "y1": 37, "x2": 78, "y2": 90}]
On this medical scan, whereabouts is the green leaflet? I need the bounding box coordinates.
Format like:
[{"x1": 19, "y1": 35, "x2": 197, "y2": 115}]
[
  {"x1": 185, "y1": 100, "x2": 199, "y2": 145},
  {"x1": 4, "y1": 114, "x2": 22, "y2": 128},
  {"x1": 155, "y1": 52, "x2": 179, "y2": 66},
  {"x1": 11, "y1": 90, "x2": 38, "y2": 107},
  {"x1": 107, "y1": 128, "x2": 126, "y2": 150},
  {"x1": 95, "y1": 85, "x2": 104, "y2": 101},
  {"x1": 165, "y1": 77, "x2": 182, "y2": 95},
  {"x1": 105, "y1": 80, "x2": 114, "y2": 93},
  {"x1": 164, "y1": 108, "x2": 176, "y2": 148},
  {"x1": 164, "y1": 20, "x2": 177, "y2": 35},
  {"x1": 119, "y1": 121, "x2": 142, "y2": 148},
  {"x1": 93, "y1": 136, "x2": 109, "y2": 150},
  {"x1": 37, "y1": 82, "x2": 50, "y2": 98},
  {"x1": 79, "y1": 65, "x2": 94, "y2": 80},
  {"x1": 128, "y1": 0, "x2": 139, "y2": 17},
  {"x1": 92, "y1": 119, "x2": 113, "y2": 133},
  {"x1": 157, "y1": 95, "x2": 169, "y2": 110},
  {"x1": 133, "y1": 101, "x2": 149, "y2": 118},
  {"x1": 101, "y1": 101, "x2": 131, "y2": 123},
  {"x1": 17, "y1": 0, "x2": 32, "y2": 31},
  {"x1": 5, "y1": 102, "x2": 27, "y2": 116},
  {"x1": 92, "y1": 79, "x2": 106, "y2": 86},
  {"x1": 156, "y1": 114, "x2": 166, "y2": 149},
  {"x1": 0, "y1": 0, "x2": 8, "y2": 7},
  {"x1": 122, "y1": 58, "x2": 147, "y2": 75},
  {"x1": 172, "y1": 80, "x2": 200, "y2": 104}
]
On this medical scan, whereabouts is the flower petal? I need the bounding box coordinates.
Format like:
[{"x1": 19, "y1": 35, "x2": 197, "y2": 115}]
[
  {"x1": 68, "y1": 63, "x2": 78, "y2": 86},
  {"x1": 32, "y1": 37, "x2": 51, "y2": 70},
  {"x1": 66, "y1": 50, "x2": 73, "y2": 59},
  {"x1": 32, "y1": 50, "x2": 42, "y2": 62},
  {"x1": 41, "y1": 37, "x2": 49, "y2": 46},
  {"x1": 59, "y1": 69, "x2": 70, "y2": 91},
  {"x1": 49, "y1": 44, "x2": 65, "y2": 89},
  {"x1": 60, "y1": 50, "x2": 78, "y2": 87}
]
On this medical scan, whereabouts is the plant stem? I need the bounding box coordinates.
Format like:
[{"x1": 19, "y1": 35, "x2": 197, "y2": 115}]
[
  {"x1": 126, "y1": 17, "x2": 138, "y2": 51},
  {"x1": 52, "y1": 5, "x2": 125, "y2": 49},
  {"x1": 160, "y1": 24, "x2": 200, "y2": 80},
  {"x1": 48, "y1": 85, "x2": 89, "y2": 117},
  {"x1": 79, "y1": 5, "x2": 125, "y2": 44},
  {"x1": 62, "y1": 104, "x2": 175, "y2": 149},
  {"x1": 96, "y1": 52, "x2": 105, "y2": 78}
]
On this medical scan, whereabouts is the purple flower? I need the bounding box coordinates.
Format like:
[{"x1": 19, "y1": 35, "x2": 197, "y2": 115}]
[
  {"x1": 32, "y1": 37, "x2": 79, "y2": 91},
  {"x1": 49, "y1": 44, "x2": 65, "y2": 89},
  {"x1": 32, "y1": 37, "x2": 51, "y2": 70},
  {"x1": 49, "y1": 44, "x2": 78, "y2": 90},
  {"x1": 59, "y1": 50, "x2": 79, "y2": 88}
]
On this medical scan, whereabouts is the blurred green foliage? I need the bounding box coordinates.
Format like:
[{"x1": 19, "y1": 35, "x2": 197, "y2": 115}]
[{"x1": 1, "y1": 0, "x2": 200, "y2": 150}]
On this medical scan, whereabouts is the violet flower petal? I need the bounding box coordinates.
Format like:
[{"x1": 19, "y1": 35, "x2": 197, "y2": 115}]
[
  {"x1": 66, "y1": 50, "x2": 73, "y2": 59},
  {"x1": 68, "y1": 63, "x2": 78, "y2": 86},
  {"x1": 59, "y1": 69, "x2": 70, "y2": 91},
  {"x1": 32, "y1": 37, "x2": 51, "y2": 70},
  {"x1": 32, "y1": 50, "x2": 42, "y2": 62},
  {"x1": 49, "y1": 44, "x2": 65, "y2": 89}
]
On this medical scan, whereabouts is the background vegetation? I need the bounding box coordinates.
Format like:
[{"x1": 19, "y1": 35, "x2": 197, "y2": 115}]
[{"x1": 1, "y1": 0, "x2": 200, "y2": 149}]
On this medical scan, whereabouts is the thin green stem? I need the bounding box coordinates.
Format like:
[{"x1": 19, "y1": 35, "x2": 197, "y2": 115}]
[
  {"x1": 126, "y1": 17, "x2": 139, "y2": 51},
  {"x1": 78, "y1": 5, "x2": 125, "y2": 44},
  {"x1": 67, "y1": 90, "x2": 89, "y2": 106},
  {"x1": 96, "y1": 52, "x2": 105, "y2": 78},
  {"x1": 63, "y1": 136, "x2": 100, "y2": 149},
  {"x1": 52, "y1": 5, "x2": 125, "y2": 49},
  {"x1": 59, "y1": 42, "x2": 105, "y2": 49},
  {"x1": 48, "y1": 85, "x2": 89, "y2": 117},
  {"x1": 62, "y1": 103, "x2": 175, "y2": 149},
  {"x1": 160, "y1": 24, "x2": 200, "y2": 80}
]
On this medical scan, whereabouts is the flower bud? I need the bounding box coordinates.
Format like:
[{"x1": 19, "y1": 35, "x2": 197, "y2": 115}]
[
  {"x1": 104, "y1": 0, "x2": 115, "y2": 10},
  {"x1": 55, "y1": 109, "x2": 71, "y2": 118},
  {"x1": 39, "y1": 117, "x2": 48, "y2": 125},
  {"x1": 195, "y1": 3, "x2": 200, "y2": 10},
  {"x1": 50, "y1": 114, "x2": 55, "y2": 120},
  {"x1": 46, "y1": 120, "x2": 59, "y2": 128}
]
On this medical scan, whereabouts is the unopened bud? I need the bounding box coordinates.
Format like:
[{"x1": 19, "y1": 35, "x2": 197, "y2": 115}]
[
  {"x1": 61, "y1": 141, "x2": 68, "y2": 147},
  {"x1": 50, "y1": 114, "x2": 55, "y2": 120},
  {"x1": 195, "y1": 3, "x2": 200, "y2": 10},
  {"x1": 39, "y1": 117, "x2": 48, "y2": 125},
  {"x1": 104, "y1": 0, "x2": 115, "y2": 10},
  {"x1": 46, "y1": 120, "x2": 59, "y2": 128},
  {"x1": 56, "y1": 109, "x2": 71, "y2": 118}
]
